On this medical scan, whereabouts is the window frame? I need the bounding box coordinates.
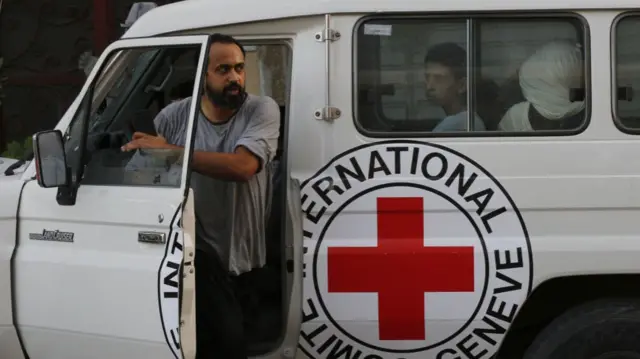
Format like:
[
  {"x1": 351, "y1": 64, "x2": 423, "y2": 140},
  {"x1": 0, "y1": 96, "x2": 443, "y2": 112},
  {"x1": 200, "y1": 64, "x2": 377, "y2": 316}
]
[
  {"x1": 611, "y1": 11, "x2": 640, "y2": 134},
  {"x1": 352, "y1": 12, "x2": 592, "y2": 138}
]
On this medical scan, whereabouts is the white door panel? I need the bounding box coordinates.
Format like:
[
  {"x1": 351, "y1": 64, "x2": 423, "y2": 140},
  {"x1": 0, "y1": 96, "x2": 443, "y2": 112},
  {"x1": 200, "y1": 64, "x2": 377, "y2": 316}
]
[
  {"x1": 15, "y1": 34, "x2": 209, "y2": 359},
  {"x1": 15, "y1": 184, "x2": 180, "y2": 350}
]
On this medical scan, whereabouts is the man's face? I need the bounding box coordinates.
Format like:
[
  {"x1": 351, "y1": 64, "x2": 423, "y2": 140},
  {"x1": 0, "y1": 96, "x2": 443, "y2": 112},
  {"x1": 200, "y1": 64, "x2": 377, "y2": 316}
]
[
  {"x1": 424, "y1": 62, "x2": 465, "y2": 108},
  {"x1": 204, "y1": 42, "x2": 246, "y2": 109}
]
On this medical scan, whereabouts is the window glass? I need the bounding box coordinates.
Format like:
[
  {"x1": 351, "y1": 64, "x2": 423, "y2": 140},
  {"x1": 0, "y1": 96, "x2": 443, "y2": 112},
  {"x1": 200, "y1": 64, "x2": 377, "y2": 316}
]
[
  {"x1": 355, "y1": 16, "x2": 588, "y2": 136},
  {"x1": 63, "y1": 44, "x2": 202, "y2": 188},
  {"x1": 614, "y1": 15, "x2": 640, "y2": 131},
  {"x1": 245, "y1": 44, "x2": 291, "y2": 162},
  {"x1": 245, "y1": 44, "x2": 291, "y2": 106}
]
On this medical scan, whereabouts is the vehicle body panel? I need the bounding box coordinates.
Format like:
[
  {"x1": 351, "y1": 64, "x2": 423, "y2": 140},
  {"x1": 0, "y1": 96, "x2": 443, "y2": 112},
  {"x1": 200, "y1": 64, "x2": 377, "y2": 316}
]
[{"x1": 0, "y1": 178, "x2": 26, "y2": 359}]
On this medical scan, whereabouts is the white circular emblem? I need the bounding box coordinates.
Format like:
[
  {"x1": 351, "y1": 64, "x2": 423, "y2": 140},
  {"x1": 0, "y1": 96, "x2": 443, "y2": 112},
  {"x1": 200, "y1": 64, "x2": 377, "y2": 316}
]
[{"x1": 298, "y1": 141, "x2": 532, "y2": 359}]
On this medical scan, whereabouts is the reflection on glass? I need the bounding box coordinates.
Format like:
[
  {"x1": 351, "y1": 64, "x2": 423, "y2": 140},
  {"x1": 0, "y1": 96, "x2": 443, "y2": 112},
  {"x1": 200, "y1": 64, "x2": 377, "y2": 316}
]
[
  {"x1": 68, "y1": 44, "x2": 200, "y2": 188},
  {"x1": 615, "y1": 16, "x2": 640, "y2": 129},
  {"x1": 37, "y1": 132, "x2": 67, "y2": 187},
  {"x1": 355, "y1": 17, "x2": 586, "y2": 133}
]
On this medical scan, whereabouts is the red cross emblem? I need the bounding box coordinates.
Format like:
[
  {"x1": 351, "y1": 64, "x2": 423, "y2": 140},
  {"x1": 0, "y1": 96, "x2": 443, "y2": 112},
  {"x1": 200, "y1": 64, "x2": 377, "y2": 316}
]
[{"x1": 327, "y1": 197, "x2": 475, "y2": 341}]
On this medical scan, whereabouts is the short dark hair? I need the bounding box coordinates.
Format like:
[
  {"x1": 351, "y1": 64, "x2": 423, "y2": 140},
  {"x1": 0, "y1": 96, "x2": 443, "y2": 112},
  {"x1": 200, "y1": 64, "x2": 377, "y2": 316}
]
[
  {"x1": 424, "y1": 42, "x2": 466, "y2": 79},
  {"x1": 209, "y1": 33, "x2": 246, "y2": 58}
]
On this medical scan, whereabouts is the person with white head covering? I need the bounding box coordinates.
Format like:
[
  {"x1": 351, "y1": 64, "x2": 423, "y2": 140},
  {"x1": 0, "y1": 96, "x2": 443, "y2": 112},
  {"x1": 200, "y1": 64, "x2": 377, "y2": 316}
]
[
  {"x1": 498, "y1": 40, "x2": 585, "y2": 131},
  {"x1": 423, "y1": 42, "x2": 486, "y2": 132},
  {"x1": 121, "y1": 2, "x2": 158, "y2": 29},
  {"x1": 78, "y1": 2, "x2": 158, "y2": 76}
]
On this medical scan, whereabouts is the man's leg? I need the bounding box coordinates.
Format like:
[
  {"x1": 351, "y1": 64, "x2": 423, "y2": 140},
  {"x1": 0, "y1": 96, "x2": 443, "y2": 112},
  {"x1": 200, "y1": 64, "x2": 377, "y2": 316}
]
[{"x1": 195, "y1": 249, "x2": 247, "y2": 359}]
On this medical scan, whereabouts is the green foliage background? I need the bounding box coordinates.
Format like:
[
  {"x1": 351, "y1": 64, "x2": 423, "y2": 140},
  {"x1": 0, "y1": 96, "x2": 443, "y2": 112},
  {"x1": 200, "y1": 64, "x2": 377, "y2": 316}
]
[
  {"x1": 1, "y1": 136, "x2": 32, "y2": 160},
  {"x1": 0, "y1": 56, "x2": 31, "y2": 160}
]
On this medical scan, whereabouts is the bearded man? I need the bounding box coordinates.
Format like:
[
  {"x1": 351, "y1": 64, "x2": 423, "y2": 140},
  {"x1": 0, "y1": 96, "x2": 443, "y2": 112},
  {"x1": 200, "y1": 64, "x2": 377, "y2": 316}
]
[{"x1": 122, "y1": 33, "x2": 280, "y2": 359}]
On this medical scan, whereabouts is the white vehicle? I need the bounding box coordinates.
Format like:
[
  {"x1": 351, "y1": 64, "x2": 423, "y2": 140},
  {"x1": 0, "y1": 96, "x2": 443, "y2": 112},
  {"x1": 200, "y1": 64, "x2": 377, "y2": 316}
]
[{"x1": 3, "y1": 0, "x2": 640, "y2": 358}]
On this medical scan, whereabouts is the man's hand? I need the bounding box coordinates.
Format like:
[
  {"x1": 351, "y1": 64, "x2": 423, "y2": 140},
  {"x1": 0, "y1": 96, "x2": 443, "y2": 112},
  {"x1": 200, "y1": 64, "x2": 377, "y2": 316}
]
[
  {"x1": 122, "y1": 132, "x2": 184, "y2": 166},
  {"x1": 121, "y1": 132, "x2": 173, "y2": 152}
]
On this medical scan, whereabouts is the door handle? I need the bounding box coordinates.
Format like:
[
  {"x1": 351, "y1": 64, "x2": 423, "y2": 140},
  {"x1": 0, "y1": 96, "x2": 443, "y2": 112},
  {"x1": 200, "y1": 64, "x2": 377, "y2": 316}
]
[{"x1": 138, "y1": 231, "x2": 166, "y2": 244}]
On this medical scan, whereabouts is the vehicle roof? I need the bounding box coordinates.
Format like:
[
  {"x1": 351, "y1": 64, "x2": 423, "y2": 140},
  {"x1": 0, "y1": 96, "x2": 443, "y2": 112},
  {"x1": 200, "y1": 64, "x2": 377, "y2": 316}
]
[{"x1": 124, "y1": 0, "x2": 639, "y2": 38}]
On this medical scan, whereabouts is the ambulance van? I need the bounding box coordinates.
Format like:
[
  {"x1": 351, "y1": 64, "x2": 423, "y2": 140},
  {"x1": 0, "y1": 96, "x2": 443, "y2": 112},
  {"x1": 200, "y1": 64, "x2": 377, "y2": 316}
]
[{"x1": 3, "y1": 0, "x2": 640, "y2": 358}]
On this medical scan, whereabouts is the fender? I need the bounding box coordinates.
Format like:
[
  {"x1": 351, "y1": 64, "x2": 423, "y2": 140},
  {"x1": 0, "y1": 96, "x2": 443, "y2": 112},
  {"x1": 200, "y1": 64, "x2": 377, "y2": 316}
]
[{"x1": 0, "y1": 175, "x2": 28, "y2": 359}]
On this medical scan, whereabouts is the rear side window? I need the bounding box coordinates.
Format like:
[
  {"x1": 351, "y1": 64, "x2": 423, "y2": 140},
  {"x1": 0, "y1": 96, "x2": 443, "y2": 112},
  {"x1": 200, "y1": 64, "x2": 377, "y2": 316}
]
[
  {"x1": 614, "y1": 14, "x2": 640, "y2": 132},
  {"x1": 355, "y1": 15, "x2": 589, "y2": 137}
]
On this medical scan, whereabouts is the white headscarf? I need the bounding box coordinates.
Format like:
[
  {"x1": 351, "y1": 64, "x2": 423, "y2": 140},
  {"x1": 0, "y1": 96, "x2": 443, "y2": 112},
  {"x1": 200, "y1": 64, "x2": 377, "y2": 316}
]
[
  {"x1": 78, "y1": 2, "x2": 158, "y2": 76},
  {"x1": 121, "y1": 2, "x2": 158, "y2": 28},
  {"x1": 499, "y1": 41, "x2": 585, "y2": 131}
]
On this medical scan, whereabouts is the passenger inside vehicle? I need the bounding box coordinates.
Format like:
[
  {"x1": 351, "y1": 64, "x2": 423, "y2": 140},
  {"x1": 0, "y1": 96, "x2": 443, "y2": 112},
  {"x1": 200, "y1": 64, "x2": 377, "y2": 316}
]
[
  {"x1": 356, "y1": 18, "x2": 586, "y2": 135},
  {"x1": 498, "y1": 41, "x2": 586, "y2": 131},
  {"x1": 423, "y1": 42, "x2": 486, "y2": 132}
]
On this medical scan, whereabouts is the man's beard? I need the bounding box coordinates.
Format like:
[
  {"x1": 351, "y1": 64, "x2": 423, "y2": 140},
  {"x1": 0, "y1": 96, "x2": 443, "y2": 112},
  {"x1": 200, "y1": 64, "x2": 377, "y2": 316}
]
[{"x1": 205, "y1": 82, "x2": 246, "y2": 110}]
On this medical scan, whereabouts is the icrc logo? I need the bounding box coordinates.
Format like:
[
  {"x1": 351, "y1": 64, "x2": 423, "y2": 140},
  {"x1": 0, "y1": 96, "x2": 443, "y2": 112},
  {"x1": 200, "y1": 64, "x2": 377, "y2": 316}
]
[{"x1": 298, "y1": 141, "x2": 532, "y2": 359}]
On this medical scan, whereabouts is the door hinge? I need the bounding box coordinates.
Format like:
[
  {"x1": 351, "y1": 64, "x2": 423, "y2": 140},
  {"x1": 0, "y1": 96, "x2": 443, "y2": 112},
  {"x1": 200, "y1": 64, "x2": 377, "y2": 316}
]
[
  {"x1": 314, "y1": 107, "x2": 341, "y2": 122},
  {"x1": 315, "y1": 28, "x2": 341, "y2": 42}
]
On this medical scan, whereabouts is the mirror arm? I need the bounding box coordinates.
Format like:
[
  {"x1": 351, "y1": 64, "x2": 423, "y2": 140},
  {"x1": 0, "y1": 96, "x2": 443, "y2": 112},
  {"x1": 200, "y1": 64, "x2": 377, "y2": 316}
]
[
  {"x1": 56, "y1": 166, "x2": 78, "y2": 206},
  {"x1": 57, "y1": 75, "x2": 97, "y2": 207}
]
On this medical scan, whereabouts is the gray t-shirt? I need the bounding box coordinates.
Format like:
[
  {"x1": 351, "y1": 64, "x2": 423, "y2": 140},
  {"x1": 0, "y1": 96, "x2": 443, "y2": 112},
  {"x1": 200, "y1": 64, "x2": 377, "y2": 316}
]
[
  {"x1": 127, "y1": 94, "x2": 280, "y2": 275},
  {"x1": 432, "y1": 110, "x2": 485, "y2": 132}
]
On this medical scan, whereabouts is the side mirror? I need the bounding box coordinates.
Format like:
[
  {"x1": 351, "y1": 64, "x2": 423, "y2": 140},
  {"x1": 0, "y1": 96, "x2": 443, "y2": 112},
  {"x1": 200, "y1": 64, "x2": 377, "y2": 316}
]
[{"x1": 33, "y1": 130, "x2": 70, "y2": 188}]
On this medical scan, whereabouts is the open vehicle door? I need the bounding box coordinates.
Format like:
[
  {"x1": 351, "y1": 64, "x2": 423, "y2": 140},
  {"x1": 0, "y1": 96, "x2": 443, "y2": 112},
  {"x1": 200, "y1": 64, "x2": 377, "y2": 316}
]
[{"x1": 14, "y1": 35, "x2": 210, "y2": 359}]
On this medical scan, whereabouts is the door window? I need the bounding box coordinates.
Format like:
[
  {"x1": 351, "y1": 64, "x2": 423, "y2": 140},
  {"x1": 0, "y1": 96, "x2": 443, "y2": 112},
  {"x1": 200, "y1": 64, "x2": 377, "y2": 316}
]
[{"x1": 61, "y1": 38, "x2": 208, "y2": 188}]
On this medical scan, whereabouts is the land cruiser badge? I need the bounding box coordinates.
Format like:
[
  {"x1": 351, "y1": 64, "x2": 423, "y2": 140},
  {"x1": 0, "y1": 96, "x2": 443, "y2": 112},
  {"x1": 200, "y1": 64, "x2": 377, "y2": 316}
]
[{"x1": 29, "y1": 229, "x2": 75, "y2": 243}]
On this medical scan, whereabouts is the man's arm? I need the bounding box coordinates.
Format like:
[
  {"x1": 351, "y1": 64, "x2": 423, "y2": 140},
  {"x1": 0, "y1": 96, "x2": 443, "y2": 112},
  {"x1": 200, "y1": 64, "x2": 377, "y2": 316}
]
[
  {"x1": 123, "y1": 108, "x2": 183, "y2": 187},
  {"x1": 124, "y1": 111, "x2": 174, "y2": 171},
  {"x1": 122, "y1": 97, "x2": 281, "y2": 182},
  {"x1": 190, "y1": 97, "x2": 280, "y2": 182}
]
